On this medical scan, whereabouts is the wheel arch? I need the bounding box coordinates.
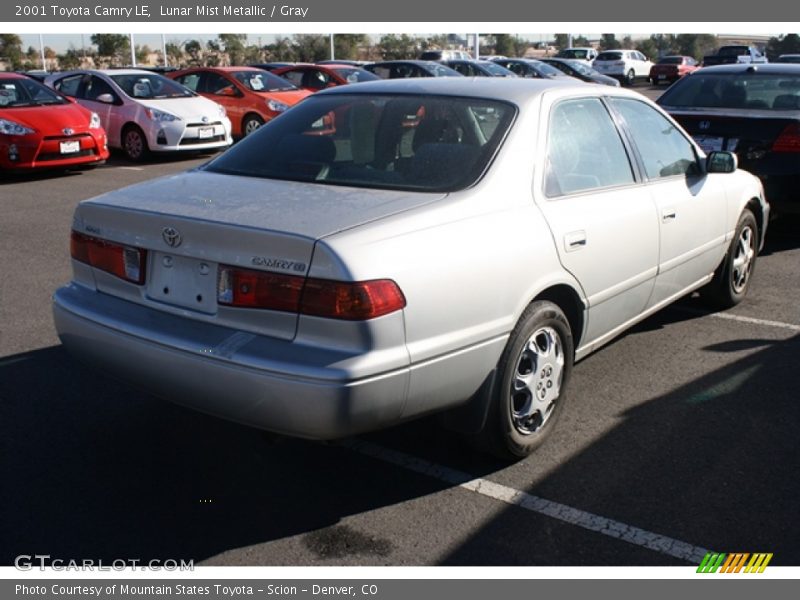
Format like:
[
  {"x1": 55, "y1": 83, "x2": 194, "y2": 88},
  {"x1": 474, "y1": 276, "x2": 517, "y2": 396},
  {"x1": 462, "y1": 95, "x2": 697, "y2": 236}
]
[{"x1": 532, "y1": 283, "x2": 586, "y2": 352}]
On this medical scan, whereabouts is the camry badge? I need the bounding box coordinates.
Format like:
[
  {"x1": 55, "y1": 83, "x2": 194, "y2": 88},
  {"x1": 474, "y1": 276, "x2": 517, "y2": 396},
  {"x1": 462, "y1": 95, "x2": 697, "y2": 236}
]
[
  {"x1": 63, "y1": 128, "x2": 74, "y2": 136},
  {"x1": 699, "y1": 120, "x2": 711, "y2": 131},
  {"x1": 162, "y1": 227, "x2": 182, "y2": 248}
]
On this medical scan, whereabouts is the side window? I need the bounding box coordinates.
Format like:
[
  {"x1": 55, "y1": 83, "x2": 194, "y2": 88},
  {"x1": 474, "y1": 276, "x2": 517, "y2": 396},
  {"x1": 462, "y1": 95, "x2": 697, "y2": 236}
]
[
  {"x1": 204, "y1": 72, "x2": 235, "y2": 95},
  {"x1": 84, "y1": 76, "x2": 115, "y2": 102},
  {"x1": 305, "y1": 69, "x2": 330, "y2": 90},
  {"x1": 609, "y1": 98, "x2": 700, "y2": 179},
  {"x1": 54, "y1": 74, "x2": 82, "y2": 97},
  {"x1": 175, "y1": 73, "x2": 201, "y2": 92},
  {"x1": 281, "y1": 70, "x2": 305, "y2": 87},
  {"x1": 545, "y1": 98, "x2": 636, "y2": 197}
]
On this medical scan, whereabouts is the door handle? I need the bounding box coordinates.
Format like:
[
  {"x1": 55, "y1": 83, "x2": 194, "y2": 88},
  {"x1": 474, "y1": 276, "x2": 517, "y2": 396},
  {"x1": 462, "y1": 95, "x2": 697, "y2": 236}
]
[
  {"x1": 564, "y1": 231, "x2": 587, "y2": 252},
  {"x1": 662, "y1": 208, "x2": 677, "y2": 222}
]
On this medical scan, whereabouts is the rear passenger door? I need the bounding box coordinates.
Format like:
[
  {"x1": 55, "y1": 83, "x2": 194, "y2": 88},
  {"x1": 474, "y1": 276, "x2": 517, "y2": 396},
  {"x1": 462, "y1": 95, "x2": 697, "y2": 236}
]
[
  {"x1": 536, "y1": 96, "x2": 659, "y2": 348},
  {"x1": 608, "y1": 97, "x2": 727, "y2": 306}
]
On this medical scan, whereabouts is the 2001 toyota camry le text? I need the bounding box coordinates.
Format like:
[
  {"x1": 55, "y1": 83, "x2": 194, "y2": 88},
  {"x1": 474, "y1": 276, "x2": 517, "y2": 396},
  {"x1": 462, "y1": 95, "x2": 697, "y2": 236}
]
[{"x1": 52, "y1": 78, "x2": 769, "y2": 460}]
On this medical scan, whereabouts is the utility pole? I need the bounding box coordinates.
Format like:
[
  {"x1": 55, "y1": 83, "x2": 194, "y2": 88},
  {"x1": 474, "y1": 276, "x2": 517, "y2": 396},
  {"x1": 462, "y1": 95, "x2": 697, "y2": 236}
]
[
  {"x1": 39, "y1": 33, "x2": 46, "y2": 72},
  {"x1": 130, "y1": 33, "x2": 136, "y2": 67}
]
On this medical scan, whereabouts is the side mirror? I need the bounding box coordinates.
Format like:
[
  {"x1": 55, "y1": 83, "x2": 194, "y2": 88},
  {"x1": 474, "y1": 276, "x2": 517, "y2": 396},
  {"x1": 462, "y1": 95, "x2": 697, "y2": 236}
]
[
  {"x1": 218, "y1": 86, "x2": 239, "y2": 97},
  {"x1": 96, "y1": 93, "x2": 115, "y2": 104},
  {"x1": 706, "y1": 151, "x2": 737, "y2": 173}
]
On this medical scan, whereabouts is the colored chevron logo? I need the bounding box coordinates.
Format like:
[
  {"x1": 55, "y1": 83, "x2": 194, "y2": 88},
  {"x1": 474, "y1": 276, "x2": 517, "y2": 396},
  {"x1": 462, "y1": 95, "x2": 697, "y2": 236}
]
[{"x1": 697, "y1": 552, "x2": 773, "y2": 573}]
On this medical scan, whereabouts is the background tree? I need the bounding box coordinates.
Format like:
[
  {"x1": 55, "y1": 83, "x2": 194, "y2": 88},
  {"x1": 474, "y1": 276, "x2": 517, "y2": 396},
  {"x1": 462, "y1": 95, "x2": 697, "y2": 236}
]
[
  {"x1": 293, "y1": 34, "x2": 329, "y2": 62},
  {"x1": 0, "y1": 34, "x2": 24, "y2": 69},
  {"x1": 378, "y1": 34, "x2": 418, "y2": 60},
  {"x1": 265, "y1": 37, "x2": 296, "y2": 61},
  {"x1": 184, "y1": 39, "x2": 202, "y2": 65},
  {"x1": 333, "y1": 34, "x2": 367, "y2": 60},
  {"x1": 218, "y1": 34, "x2": 247, "y2": 65},
  {"x1": 135, "y1": 44, "x2": 150, "y2": 63},
  {"x1": 674, "y1": 34, "x2": 717, "y2": 61},
  {"x1": 766, "y1": 34, "x2": 800, "y2": 60},
  {"x1": 554, "y1": 34, "x2": 569, "y2": 50},
  {"x1": 91, "y1": 34, "x2": 129, "y2": 65},
  {"x1": 59, "y1": 47, "x2": 83, "y2": 70},
  {"x1": 165, "y1": 42, "x2": 184, "y2": 67},
  {"x1": 493, "y1": 34, "x2": 517, "y2": 56},
  {"x1": 635, "y1": 38, "x2": 659, "y2": 60},
  {"x1": 600, "y1": 34, "x2": 621, "y2": 50}
]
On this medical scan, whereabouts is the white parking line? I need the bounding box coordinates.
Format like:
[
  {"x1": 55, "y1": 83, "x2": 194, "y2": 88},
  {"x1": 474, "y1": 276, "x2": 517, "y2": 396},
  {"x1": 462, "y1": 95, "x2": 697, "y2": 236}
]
[
  {"x1": 341, "y1": 439, "x2": 711, "y2": 564},
  {"x1": 675, "y1": 307, "x2": 800, "y2": 332}
]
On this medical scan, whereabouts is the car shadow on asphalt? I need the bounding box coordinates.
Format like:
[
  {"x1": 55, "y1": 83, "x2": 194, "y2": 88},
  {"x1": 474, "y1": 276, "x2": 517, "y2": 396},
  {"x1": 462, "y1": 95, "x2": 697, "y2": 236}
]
[
  {"x1": 2, "y1": 331, "x2": 798, "y2": 566},
  {"x1": 439, "y1": 332, "x2": 800, "y2": 565}
]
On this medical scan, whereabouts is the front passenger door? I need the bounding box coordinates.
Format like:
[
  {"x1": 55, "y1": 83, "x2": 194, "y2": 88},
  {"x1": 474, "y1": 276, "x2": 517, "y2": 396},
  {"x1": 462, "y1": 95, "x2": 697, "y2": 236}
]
[{"x1": 608, "y1": 98, "x2": 728, "y2": 307}]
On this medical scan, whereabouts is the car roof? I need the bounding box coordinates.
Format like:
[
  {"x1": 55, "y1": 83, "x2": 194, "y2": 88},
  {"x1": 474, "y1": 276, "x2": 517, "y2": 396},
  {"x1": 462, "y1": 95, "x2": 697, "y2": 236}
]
[
  {"x1": 1, "y1": 72, "x2": 27, "y2": 79},
  {"x1": 696, "y1": 63, "x2": 800, "y2": 73},
  {"x1": 315, "y1": 76, "x2": 596, "y2": 103}
]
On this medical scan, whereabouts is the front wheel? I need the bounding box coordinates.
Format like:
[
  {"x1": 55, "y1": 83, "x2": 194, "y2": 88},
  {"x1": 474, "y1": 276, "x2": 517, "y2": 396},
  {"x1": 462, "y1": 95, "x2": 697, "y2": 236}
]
[
  {"x1": 478, "y1": 301, "x2": 574, "y2": 460},
  {"x1": 703, "y1": 209, "x2": 758, "y2": 309},
  {"x1": 122, "y1": 125, "x2": 149, "y2": 162},
  {"x1": 625, "y1": 69, "x2": 636, "y2": 86},
  {"x1": 242, "y1": 113, "x2": 264, "y2": 137}
]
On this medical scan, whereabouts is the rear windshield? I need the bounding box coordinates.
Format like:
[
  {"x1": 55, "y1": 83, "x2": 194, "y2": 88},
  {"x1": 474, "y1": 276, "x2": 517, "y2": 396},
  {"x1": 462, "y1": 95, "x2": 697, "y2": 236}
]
[
  {"x1": 658, "y1": 72, "x2": 800, "y2": 110},
  {"x1": 658, "y1": 57, "x2": 683, "y2": 65},
  {"x1": 718, "y1": 46, "x2": 749, "y2": 56},
  {"x1": 231, "y1": 70, "x2": 297, "y2": 91},
  {"x1": 205, "y1": 93, "x2": 516, "y2": 192},
  {"x1": 0, "y1": 77, "x2": 67, "y2": 107},
  {"x1": 110, "y1": 73, "x2": 194, "y2": 99},
  {"x1": 596, "y1": 52, "x2": 623, "y2": 61},
  {"x1": 480, "y1": 61, "x2": 516, "y2": 76}
]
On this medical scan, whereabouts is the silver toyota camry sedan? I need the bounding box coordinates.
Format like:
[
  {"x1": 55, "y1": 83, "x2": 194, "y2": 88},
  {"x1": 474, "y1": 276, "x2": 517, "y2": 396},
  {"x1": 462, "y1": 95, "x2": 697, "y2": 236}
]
[{"x1": 53, "y1": 78, "x2": 769, "y2": 460}]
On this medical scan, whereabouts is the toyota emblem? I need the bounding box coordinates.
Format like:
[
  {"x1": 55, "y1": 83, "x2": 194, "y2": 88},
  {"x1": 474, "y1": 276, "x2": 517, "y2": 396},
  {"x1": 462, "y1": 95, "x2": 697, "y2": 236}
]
[
  {"x1": 201, "y1": 116, "x2": 209, "y2": 123},
  {"x1": 162, "y1": 227, "x2": 182, "y2": 248},
  {"x1": 63, "y1": 128, "x2": 74, "y2": 136}
]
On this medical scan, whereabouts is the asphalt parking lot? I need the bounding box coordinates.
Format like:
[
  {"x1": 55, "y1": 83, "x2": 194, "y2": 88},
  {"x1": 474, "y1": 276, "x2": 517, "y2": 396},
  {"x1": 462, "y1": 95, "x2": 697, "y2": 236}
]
[{"x1": 2, "y1": 85, "x2": 799, "y2": 567}]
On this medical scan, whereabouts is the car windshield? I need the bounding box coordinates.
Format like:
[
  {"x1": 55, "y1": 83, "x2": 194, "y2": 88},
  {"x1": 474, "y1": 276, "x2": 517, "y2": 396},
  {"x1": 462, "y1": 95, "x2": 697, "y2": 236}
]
[
  {"x1": 110, "y1": 73, "x2": 194, "y2": 99},
  {"x1": 778, "y1": 55, "x2": 800, "y2": 63},
  {"x1": 558, "y1": 49, "x2": 588, "y2": 59},
  {"x1": 531, "y1": 61, "x2": 564, "y2": 77},
  {"x1": 658, "y1": 72, "x2": 800, "y2": 110},
  {"x1": 565, "y1": 60, "x2": 593, "y2": 75},
  {"x1": 480, "y1": 62, "x2": 516, "y2": 76},
  {"x1": 231, "y1": 70, "x2": 297, "y2": 92},
  {"x1": 427, "y1": 63, "x2": 462, "y2": 77},
  {"x1": 333, "y1": 68, "x2": 380, "y2": 83},
  {"x1": 0, "y1": 77, "x2": 67, "y2": 107},
  {"x1": 205, "y1": 93, "x2": 516, "y2": 193}
]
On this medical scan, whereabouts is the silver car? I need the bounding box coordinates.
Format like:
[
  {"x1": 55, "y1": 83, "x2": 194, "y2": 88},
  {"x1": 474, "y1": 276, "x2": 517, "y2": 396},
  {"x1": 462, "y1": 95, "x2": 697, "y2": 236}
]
[{"x1": 53, "y1": 78, "x2": 768, "y2": 460}]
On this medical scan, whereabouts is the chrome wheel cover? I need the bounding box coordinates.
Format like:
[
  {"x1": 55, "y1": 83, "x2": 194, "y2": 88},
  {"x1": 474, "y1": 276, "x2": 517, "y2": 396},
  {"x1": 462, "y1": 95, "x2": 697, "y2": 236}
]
[
  {"x1": 510, "y1": 326, "x2": 564, "y2": 435},
  {"x1": 731, "y1": 225, "x2": 755, "y2": 294}
]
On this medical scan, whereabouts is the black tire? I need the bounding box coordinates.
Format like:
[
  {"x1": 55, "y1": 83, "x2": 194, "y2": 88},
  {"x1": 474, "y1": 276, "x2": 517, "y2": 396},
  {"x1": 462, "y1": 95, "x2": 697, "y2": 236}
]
[
  {"x1": 242, "y1": 113, "x2": 264, "y2": 137},
  {"x1": 121, "y1": 125, "x2": 150, "y2": 162},
  {"x1": 478, "y1": 300, "x2": 574, "y2": 461},
  {"x1": 625, "y1": 69, "x2": 636, "y2": 86},
  {"x1": 703, "y1": 209, "x2": 758, "y2": 309}
]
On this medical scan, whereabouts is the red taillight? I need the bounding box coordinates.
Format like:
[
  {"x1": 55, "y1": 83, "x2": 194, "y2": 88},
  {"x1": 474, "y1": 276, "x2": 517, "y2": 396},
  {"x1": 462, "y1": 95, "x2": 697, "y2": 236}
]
[
  {"x1": 217, "y1": 268, "x2": 304, "y2": 312},
  {"x1": 70, "y1": 231, "x2": 146, "y2": 284},
  {"x1": 300, "y1": 278, "x2": 406, "y2": 320},
  {"x1": 772, "y1": 122, "x2": 800, "y2": 153},
  {"x1": 218, "y1": 265, "x2": 406, "y2": 320}
]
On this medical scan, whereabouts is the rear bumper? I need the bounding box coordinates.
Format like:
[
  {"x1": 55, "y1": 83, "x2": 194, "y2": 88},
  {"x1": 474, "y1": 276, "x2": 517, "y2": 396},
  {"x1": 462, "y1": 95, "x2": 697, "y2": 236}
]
[{"x1": 52, "y1": 284, "x2": 410, "y2": 439}]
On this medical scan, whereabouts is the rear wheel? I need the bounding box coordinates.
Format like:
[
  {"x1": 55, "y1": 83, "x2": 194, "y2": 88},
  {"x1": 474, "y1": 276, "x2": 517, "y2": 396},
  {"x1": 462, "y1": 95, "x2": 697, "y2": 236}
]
[
  {"x1": 478, "y1": 301, "x2": 574, "y2": 460},
  {"x1": 122, "y1": 125, "x2": 149, "y2": 162},
  {"x1": 625, "y1": 69, "x2": 636, "y2": 86},
  {"x1": 703, "y1": 209, "x2": 758, "y2": 309}
]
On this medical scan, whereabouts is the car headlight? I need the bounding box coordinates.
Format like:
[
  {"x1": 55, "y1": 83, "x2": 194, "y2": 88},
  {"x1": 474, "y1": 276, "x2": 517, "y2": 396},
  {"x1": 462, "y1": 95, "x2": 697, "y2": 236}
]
[
  {"x1": 0, "y1": 119, "x2": 35, "y2": 136},
  {"x1": 89, "y1": 112, "x2": 102, "y2": 129},
  {"x1": 145, "y1": 108, "x2": 181, "y2": 122},
  {"x1": 267, "y1": 99, "x2": 290, "y2": 113},
  {"x1": 217, "y1": 104, "x2": 226, "y2": 117}
]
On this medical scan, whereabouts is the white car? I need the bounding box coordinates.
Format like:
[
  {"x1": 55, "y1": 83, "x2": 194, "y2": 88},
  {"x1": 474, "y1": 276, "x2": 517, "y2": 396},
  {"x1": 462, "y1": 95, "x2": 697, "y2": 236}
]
[
  {"x1": 555, "y1": 47, "x2": 599, "y2": 63},
  {"x1": 45, "y1": 69, "x2": 232, "y2": 161},
  {"x1": 592, "y1": 50, "x2": 654, "y2": 86}
]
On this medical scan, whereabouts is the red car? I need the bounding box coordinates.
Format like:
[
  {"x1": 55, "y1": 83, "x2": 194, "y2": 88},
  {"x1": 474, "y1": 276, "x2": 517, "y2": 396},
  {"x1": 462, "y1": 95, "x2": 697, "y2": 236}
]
[
  {"x1": 0, "y1": 73, "x2": 109, "y2": 172},
  {"x1": 272, "y1": 63, "x2": 379, "y2": 92},
  {"x1": 649, "y1": 55, "x2": 699, "y2": 85},
  {"x1": 168, "y1": 67, "x2": 311, "y2": 137}
]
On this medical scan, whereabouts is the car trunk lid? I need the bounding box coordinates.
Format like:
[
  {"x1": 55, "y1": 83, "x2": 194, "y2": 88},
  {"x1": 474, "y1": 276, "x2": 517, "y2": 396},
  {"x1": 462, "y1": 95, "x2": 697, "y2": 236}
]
[{"x1": 73, "y1": 170, "x2": 445, "y2": 340}]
